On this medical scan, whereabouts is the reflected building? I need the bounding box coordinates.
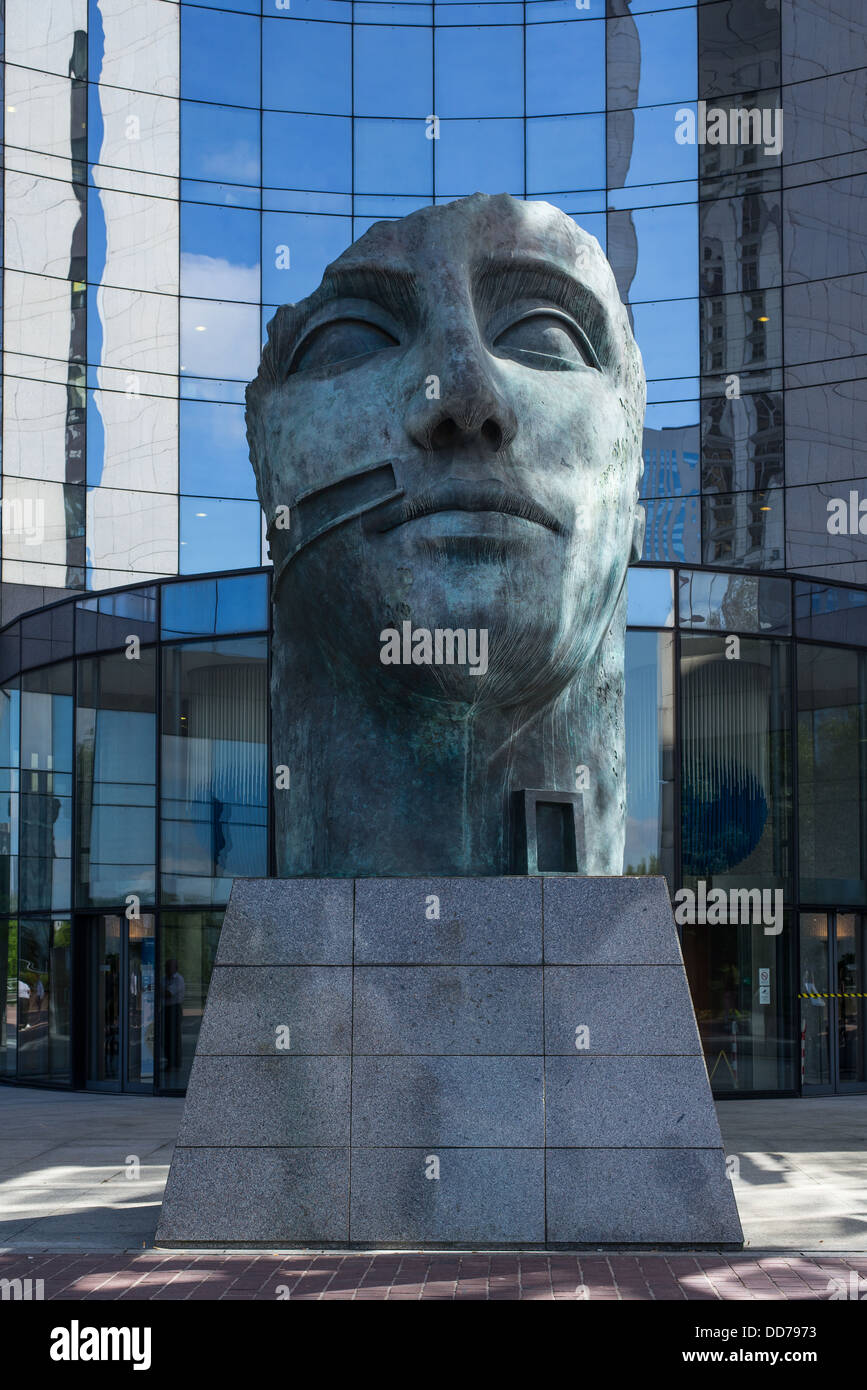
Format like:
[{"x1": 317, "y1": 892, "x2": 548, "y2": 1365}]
[{"x1": 0, "y1": 0, "x2": 865, "y2": 1100}]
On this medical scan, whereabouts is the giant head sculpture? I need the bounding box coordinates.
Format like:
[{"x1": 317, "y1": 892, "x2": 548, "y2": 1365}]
[{"x1": 247, "y1": 193, "x2": 645, "y2": 877}]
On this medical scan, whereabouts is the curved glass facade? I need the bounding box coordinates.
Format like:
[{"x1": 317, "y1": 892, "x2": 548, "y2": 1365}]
[
  {"x1": 2, "y1": 0, "x2": 864, "y2": 615},
  {"x1": 1, "y1": 3, "x2": 864, "y2": 1099},
  {"x1": 1, "y1": 561, "x2": 866, "y2": 1096}
]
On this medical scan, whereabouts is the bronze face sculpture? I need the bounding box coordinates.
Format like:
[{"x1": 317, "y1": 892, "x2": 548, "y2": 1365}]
[{"x1": 246, "y1": 193, "x2": 646, "y2": 876}]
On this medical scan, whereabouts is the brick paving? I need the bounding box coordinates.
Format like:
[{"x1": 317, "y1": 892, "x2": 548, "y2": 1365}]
[{"x1": 2, "y1": 1251, "x2": 865, "y2": 1300}]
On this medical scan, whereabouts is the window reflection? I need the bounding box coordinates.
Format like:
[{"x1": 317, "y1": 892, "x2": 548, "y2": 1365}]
[
  {"x1": 261, "y1": 212, "x2": 352, "y2": 304},
  {"x1": 526, "y1": 19, "x2": 604, "y2": 117},
  {"x1": 625, "y1": 629, "x2": 674, "y2": 886},
  {"x1": 162, "y1": 575, "x2": 269, "y2": 641},
  {"x1": 263, "y1": 113, "x2": 352, "y2": 193},
  {"x1": 76, "y1": 652, "x2": 157, "y2": 909},
  {"x1": 354, "y1": 25, "x2": 430, "y2": 117},
  {"x1": 20, "y1": 664, "x2": 73, "y2": 915},
  {"x1": 527, "y1": 114, "x2": 604, "y2": 194},
  {"x1": 182, "y1": 204, "x2": 260, "y2": 304},
  {"x1": 181, "y1": 6, "x2": 260, "y2": 108},
  {"x1": 160, "y1": 911, "x2": 223, "y2": 1091},
  {"x1": 181, "y1": 102, "x2": 260, "y2": 187},
  {"x1": 436, "y1": 119, "x2": 524, "y2": 198},
  {"x1": 180, "y1": 401, "x2": 258, "y2": 502},
  {"x1": 355, "y1": 118, "x2": 433, "y2": 196},
  {"x1": 435, "y1": 26, "x2": 523, "y2": 118},
  {"x1": 160, "y1": 638, "x2": 268, "y2": 905},
  {"x1": 179, "y1": 499, "x2": 262, "y2": 575},
  {"x1": 17, "y1": 916, "x2": 72, "y2": 1084},
  {"x1": 798, "y1": 645, "x2": 867, "y2": 905},
  {"x1": 263, "y1": 17, "x2": 351, "y2": 115},
  {"x1": 680, "y1": 633, "x2": 791, "y2": 896}
]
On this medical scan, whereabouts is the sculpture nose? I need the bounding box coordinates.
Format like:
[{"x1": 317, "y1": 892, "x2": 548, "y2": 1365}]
[{"x1": 406, "y1": 340, "x2": 518, "y2": 454}]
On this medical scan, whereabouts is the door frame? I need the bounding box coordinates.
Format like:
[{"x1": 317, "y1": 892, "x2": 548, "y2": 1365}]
[
  {"x1": 78, "y1": 911, "x2": 156, "y2": 1094},
  {"x1": 800, "y1": 909, "x2": 867, "y2": 1095}
]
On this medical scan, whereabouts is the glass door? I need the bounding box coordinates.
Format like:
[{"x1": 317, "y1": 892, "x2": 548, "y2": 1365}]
[
  {"x1": 799, "y1": 911, "x2": 867, "y2": 1093},
  {"x1": 836, "y1": 913, "x2": 866, "y2": 1090},
  {"x1": 85, "y1": 913, "x2": 155, "y2": 1092}
]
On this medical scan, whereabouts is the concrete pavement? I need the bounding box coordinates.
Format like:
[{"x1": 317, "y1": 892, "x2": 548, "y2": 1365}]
[{"x1": 0, "y1": 1086, "x2": 865, "y2": 1253}]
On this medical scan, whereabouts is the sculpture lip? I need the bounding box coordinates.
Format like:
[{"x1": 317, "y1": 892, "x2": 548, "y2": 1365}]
[{"x1": 369, "y1": 480, "x2": 566, "y2": 536}]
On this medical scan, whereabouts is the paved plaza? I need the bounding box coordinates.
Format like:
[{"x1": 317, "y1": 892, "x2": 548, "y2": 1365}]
[{"x1": 0, "y1": 1087, "x2": 865, "y2": 1298}]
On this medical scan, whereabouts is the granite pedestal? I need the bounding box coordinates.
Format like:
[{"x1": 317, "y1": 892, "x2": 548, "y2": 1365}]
[{"x1": 156, "y1": 876, "x2": 743, "y2": 1249}]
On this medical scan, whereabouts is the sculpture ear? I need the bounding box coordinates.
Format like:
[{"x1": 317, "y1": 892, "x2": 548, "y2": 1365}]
[{"x1": 630, "y1": 502, "x2": 646, "y2": 564}]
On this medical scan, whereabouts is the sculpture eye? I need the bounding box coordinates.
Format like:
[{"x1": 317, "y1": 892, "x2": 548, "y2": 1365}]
[
  {"x1": 493, "y1": 312, "x2": 599, "y2": 371},
  {"x1": 290, "y1": 318, "x2": 398, "y2": 374}
]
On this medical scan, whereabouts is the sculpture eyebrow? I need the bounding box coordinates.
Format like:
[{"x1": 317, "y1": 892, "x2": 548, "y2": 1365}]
[
  {"x1": 474, "y1": 257, "x2": 615, "y2": 369},
  {"x1": 299, "y1": 263, "x2": 420, "y2": 336}
]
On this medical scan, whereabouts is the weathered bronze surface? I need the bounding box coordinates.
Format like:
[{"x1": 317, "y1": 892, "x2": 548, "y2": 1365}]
[{"x1": 246, "y1": 193, "x2": 646, "y2": 875}]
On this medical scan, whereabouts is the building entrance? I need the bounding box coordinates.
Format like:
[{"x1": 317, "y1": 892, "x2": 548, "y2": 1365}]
[
  {"x1": 800, "y1": 912, "x2": 867, "y2": 1093},
  {"x1": 84, "y1": 914, "x2": 156, "y2": 1093}
]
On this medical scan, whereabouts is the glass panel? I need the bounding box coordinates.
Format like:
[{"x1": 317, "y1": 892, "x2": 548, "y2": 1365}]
[
  {"x1": 354, "y1": 25, "x2": 430, "y2": 117},
  {"x1": 526, "y1": 18, "x2": 604, "y2": 117},
  {"x1": 836, "y1": 914, "x2": 866, "y2": 1085},
  {"x1": 264, "y1": 17, "x2": 352, "y2": 115},
  {"x1": 0, "y1": 682, "x2": 21, "y2": 917},
  {"x1": 20, "y1": 605, "x2": 74, "y2": 670},
  {"x1": 87, "y1": 913, "x2": 122, "y2": 1088},
  {"x1": 0, "y1": 919, "x2": 17, "y2": 1077},
  {"x1": 355, "y1": 118, "x2": 432, "y2": 197},
  {"x1": 702, "y1": 488, "x2": 785, "y2": 570},
  {"x1": 435, "y1": 26, "x2": 523, "y2": 118},
  {"x1": 181, "y1": 102, "x2": 260, "y2": 187},
  {"x1": 678, "y1": 570, "x2": 791, "y2": 634},
  {"x1": 0, "y1": 626, "x2": 21, "y2": 685},
  {"x1": 634, "y1": 8, "x2": 697, "y2": 107},
  {"x1": 180, "y1": 299, "x2": 261, "y2": 383},
  {"x1": 799, "y1": 912, "x2": 831, "y2": 1087},
  {"x1": 161, "y1": 638, "x2": 268, "y2": 905},
  {"x1": 681, "y1": 634, "x2": 791, "y2": 896},
  {"x1": 181, "y1": 203, "x2": 261, "y2": 303},
  {"x1": 17, "y1": 916, "x2": 71, "y2": 1084},
  {"x1": 261, "y1": 212, "x2": 351, "y2": 305},
  {"x1": 20, "y1": 664, "x2": 73, "y2": 914},
  {"x1": 76, "y1": 651, "x2": 157, "y2": 909},
  {"x1": 642, "y1": 415, "x2": 700, "y2": 500},
  {"x1": 435, "y1": 118, "x2": 523, "y2": 197},
  {"x1": 75, "y1": 588, "x2": 159, "y2": 655},
  {"x1": 127, "y1": 915, "x2": 156, "y2": 1090},
  {"x1": 624, "y1": 630, "x2": 675, "y2": 888},
  {"x1": 641, "y1": 496, "x2": 701, "y2": 564},
  {"x1": 797, "y1": 645, "x2": 867, "y2": 905},
  {"x1": 179, "y1": 500, "x2": 264, "y2": 574},
  {"x1": 160, "y1": 910, "x2": 223, "y2": 1090},
  {"x1": 263, "y1": 112, "x2": 352, "y2": 193},
  {"x1": 632, "y1": 299, "x2": 699, "y2": 385},
  {"x1": 629, "y1": 204, "x2": 698, "y2": 306},
  {"x1": 794, "y1": 583, "x2": 867, "y2": 647},
  {"x1": 701, "y1": 391, "x2": 784, "y2": 497},
  {"x1": 527, "y1": 114, "x2": 604, "y2": 194},
  {"x1": 162, "y1": 574, "x2": 269, "y2": 639},
  {"x1": 683, "y1": 911, "x2": 795, "y2": 1094},
  {"x1": 180, "y1": 400, "x2": 258, "y2": 502},
  {"x1": 626, "y1": 569, "x2": 674, "y2": 628},
  {"x1": 181, "y1": 6, "x2": 260, "y2": 108}
]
